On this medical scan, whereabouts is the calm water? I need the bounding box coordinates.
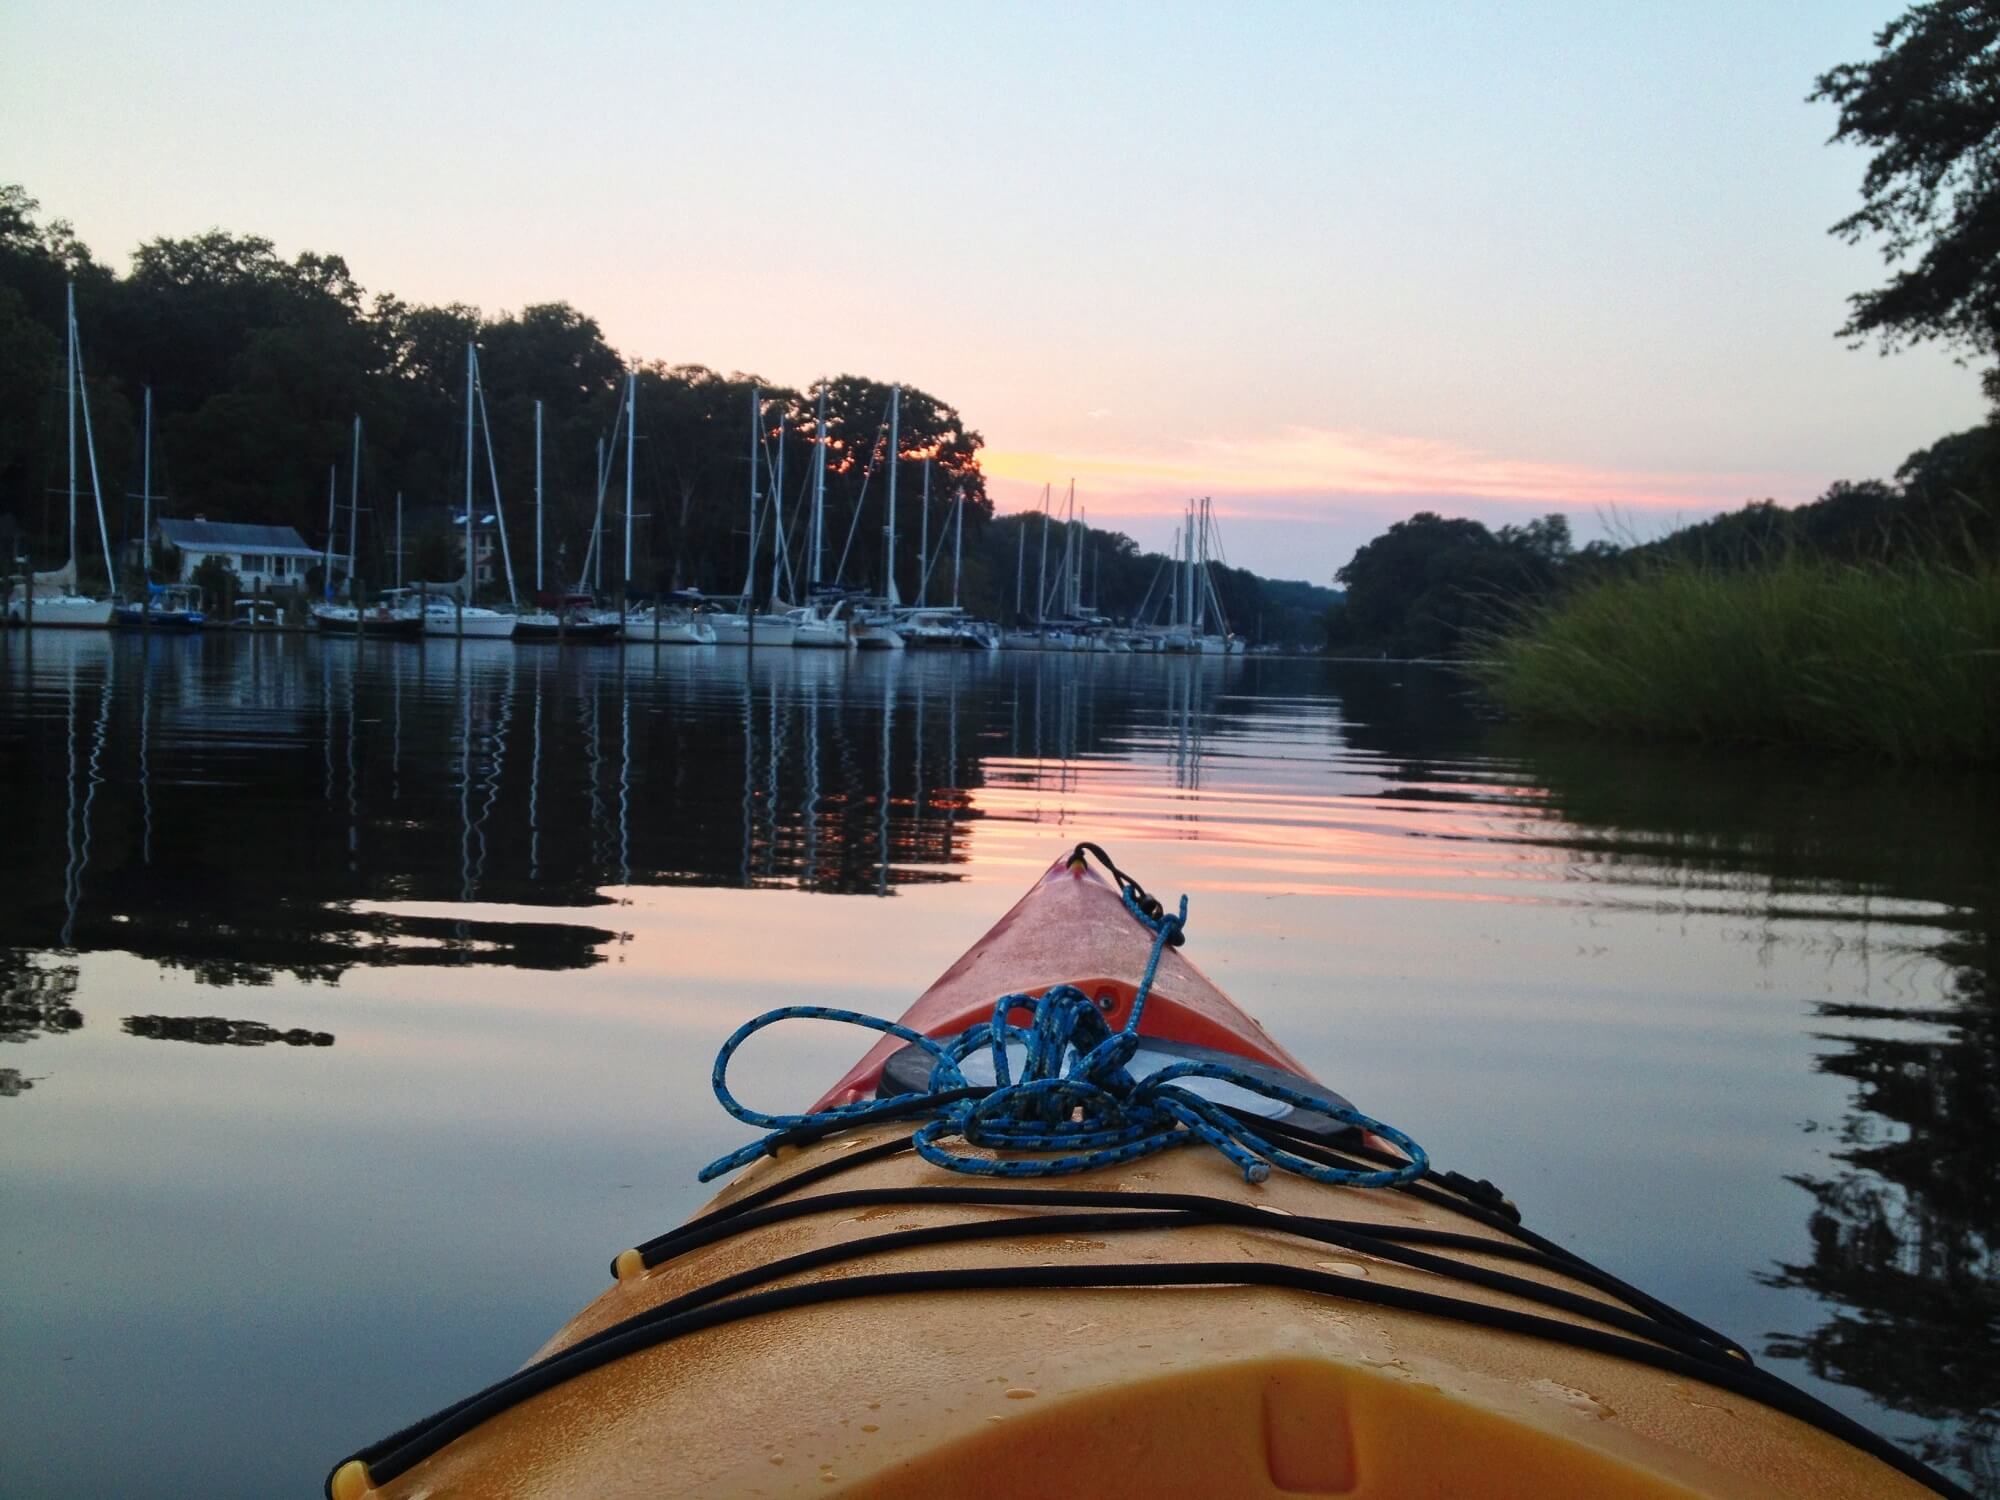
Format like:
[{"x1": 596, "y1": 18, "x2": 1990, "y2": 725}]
[{"x1": 2, "y1": 632, "x2": 1993, "y2": 1497}]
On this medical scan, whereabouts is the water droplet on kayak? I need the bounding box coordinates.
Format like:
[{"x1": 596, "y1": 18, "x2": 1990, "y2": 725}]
[
  {"x1": 1005, "y1": 1388, "x2": 1037, "y2": 1400},
  {"x1": 1671, "y1": 1383, "x2": 1734, "y2": 1416},
  {"x1": 860, "y1": 1424, "x2": 879, "y2": 1434},
  {"x1": 1530, "y1": 1378, "x2": 1613, "y2": 1419},
  {"x1": 1316, "y1": 1259, "x2": 1368, "y2": 1278},
  {"x1": 866, "y1": 1402, "x2": 881, "y2": 1411},
  {"x1": 768, "y1": 1456, "x2": 784, "y2": 1466}
]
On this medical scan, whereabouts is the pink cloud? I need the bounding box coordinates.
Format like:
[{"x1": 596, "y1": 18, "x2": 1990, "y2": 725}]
[{"x1": 981, "y1": 424, "x2": 1799, "y2": 523}]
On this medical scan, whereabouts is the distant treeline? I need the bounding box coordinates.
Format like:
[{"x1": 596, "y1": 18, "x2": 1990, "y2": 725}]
[
  {"x1": 0, "y1": 185, "x2": 1334, "y2": 644},
  {"x1": 1323, "y1": 423, "x2": 2000, "y2": 659}
]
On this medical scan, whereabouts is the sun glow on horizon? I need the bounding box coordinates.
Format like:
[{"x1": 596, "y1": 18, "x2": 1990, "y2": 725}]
[{"x1": 980, "y1": 423, "x2": 1794, "y2": 524}]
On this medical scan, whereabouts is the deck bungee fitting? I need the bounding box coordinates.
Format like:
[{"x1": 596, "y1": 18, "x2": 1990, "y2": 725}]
[{"x1": 328, "y1": 844, "x2": 1968, "y2": 1500}]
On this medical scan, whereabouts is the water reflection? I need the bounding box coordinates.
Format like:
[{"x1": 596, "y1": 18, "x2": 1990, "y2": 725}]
[
  {"x1": 0, "y1": 635, "x2": 1269, "y2": 1019},
  {"x1": 0, "y1": 634, "x2": 1992, "y2": 1493},
  {"x1": 1506, "y1": 736, "x2": 1998, "y2": 1489},
  {"x1": 123, "y1": 1013, "x2": 336, "y2": 1047}
]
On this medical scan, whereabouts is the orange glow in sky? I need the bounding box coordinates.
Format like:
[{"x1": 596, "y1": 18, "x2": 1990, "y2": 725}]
[{"x1": 980, "y1": 423, "x2": 1786, "y2": 537}]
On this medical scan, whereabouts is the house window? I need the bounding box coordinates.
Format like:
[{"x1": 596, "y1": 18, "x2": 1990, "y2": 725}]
[{"x1": 240, "y1": 554, "x2": 268, "y2": 574}]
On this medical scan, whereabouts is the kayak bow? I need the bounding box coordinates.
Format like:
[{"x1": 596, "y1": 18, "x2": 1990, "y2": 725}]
[{"x1": 329, "y1": 846, "x2": 1966, "y2": 1500}]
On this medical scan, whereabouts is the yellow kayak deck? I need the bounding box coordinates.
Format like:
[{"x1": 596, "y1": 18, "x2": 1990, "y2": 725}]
[{"x1": 336, "y1": 1122, "x2": 1936, "y2": 1499}]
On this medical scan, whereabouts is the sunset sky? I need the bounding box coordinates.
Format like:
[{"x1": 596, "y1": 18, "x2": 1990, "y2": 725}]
[{"x1": 4, "y1": 1, "x2": 1985, "y2": 581}]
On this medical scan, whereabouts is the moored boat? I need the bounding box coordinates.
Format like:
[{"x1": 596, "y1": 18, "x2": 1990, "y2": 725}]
[
  {"x1": 788, "y1": 597, "x2": 852, "y2": 649},
  {"x1": 326, "y1": 847, "x2": 1966, "y2": 1500},
  {"x1": 113, "y1": 583, "x2": 206, "y2": 630},
  {"x1": 849, "y1": 603, "x2": 904, "y2": 650},
  {"x1": 9, "y1": 284, "x2": 117, "y2": 629},
  {"x1": 513, "y1": 595, "x2": 622, "y2": 643},
  {"x1": 421, "y1": 598, "x2": 516, "y2": 639},
  {"x1": 622, "y1": 605, "x2": 717, "y2": 645},
  {"x1": 708, "y1": 610, "x2": 800, "y2": 647},
  {"x1": 311, "y1": 599, "x2": 423, "y2": 637},
  {"x1": 10, "y1": 593, "x2": 115, "y2": 628}
]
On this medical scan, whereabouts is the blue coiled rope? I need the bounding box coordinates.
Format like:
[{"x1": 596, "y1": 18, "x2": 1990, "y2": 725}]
[{"x1": 701, "y1": 871, "x2": 1428, "y2": 1190}]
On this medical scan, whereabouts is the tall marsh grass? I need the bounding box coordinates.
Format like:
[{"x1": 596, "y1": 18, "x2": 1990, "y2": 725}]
[{"x1": 1474, "y1": 557, "x2": 2000, "y2": 763}]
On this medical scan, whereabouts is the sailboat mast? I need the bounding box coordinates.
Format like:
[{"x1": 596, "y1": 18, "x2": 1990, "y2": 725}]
[
  {"x1": 1056, "y1": 484, "x2": 1072, "y2": 620},
  {"x1": 917, "y1": 457, "x2": 930, "y2": 608},
  {"x1": 395, "y1": 491, "x2": 403, "y2": 590},
  {"x1": 770, "y1": 396, "x2": 785, "y2": 606},
  {"x1": 1036, "y1": 487, "x2": 1049, "y2": 623},
  {"x1": 66, "y1": 283, "x2": 77, "y2": 581},
  {"x1": 1073, "y1": 487, "x2": 1083, "y2": 615},
  {"x1": 463, "y1": 343, "x2": 476, "y2": 604},
  {"x1": 1014, "y1": 518, "x2": 1025, "y2": 619},
  {"x1": 324, "y1": 466, "x2": 335, "y2": 595},
  {"x1": 952, "y1": 486, "x2": 963, "y2": 609},
  {"x1": 141, "y1": 386, "x2": 152, "y2": 577},
  {"x1": 73, "y1": 311, "x2": 115, "y2": 596},
  {"x1": 884, "y1": 386, "x2": 901, "y2": 604},
  {"x1": 56, "y1": 286, "x2": 116, "y2": 596},
  {"x1": 1191, "y1": 503, "x2": 1204, "y2": 636},
  {"x1": 593, "y1": 436, "x2": 605, "y2": 593},
  {"x1": 473, "y1": 366, "x2": 518, "y2": 609},
  {"x1": 347, "y1": 415, "x2": 360, "y2": 601},
  {"x1": 811, "y1": 386, "x2": 827, "y2": 590},
  {"x1": 534, "y1": 400, "x2": 544, "y2": 594},
  {"x1": 745, "y1": 385, "x2": 759, "y2": 601},
  {"x1": 623, "y1": 371, "x2": 636, "y2": 600}
]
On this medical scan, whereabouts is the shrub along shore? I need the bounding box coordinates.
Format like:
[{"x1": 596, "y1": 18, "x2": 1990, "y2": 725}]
[{"x1": 1472, "y1": 555, "x2": 2000, "y2": 765}]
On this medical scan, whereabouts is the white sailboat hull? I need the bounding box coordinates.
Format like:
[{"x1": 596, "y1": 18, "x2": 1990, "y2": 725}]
[
  {"x1": 424, "y1": 609, "x2": 517, "y2": 639},
  {"x1": 622, "y1": 615, "x2": 716, "y2": 645},
  {"x1": 709, "y1": 613, "x2": 798, "y2": 647},
  {"x1": 851, "y1": 621, "x2": 904, "y2": 651},
  {"x1": 8, "y1": 595, "x2": 113, "y2": 627},
  {"x1": 791, "y1": 619, "x2": 850, "y2": 648}
]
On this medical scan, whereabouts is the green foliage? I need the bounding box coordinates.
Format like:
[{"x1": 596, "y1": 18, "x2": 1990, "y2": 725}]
[
  {"x1": 1327, "y1": 511, "x2": 1583, "y2": 657},
  {"x1": 1475, "y1": 555, "x2": 2000, "y2": 764},
  {"x1": 151, "y1": 540, "x2": 181, "y2": 584},
  {"x1": 189, "y1": 554, "x2": 240, "y2": 612},
  {"x1": 0, "y1": 186, "x2": 1019, "y2": 607},
  {"x1": 1812, "y1": 3, "x2": 2000, "y2": 361}
]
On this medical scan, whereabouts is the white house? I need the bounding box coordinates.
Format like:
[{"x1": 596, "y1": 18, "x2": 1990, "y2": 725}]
[{"x1": 155, "y1": 518, "x2": 333, "y2": 593}]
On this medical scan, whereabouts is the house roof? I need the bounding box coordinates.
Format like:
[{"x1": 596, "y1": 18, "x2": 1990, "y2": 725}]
[{"x1": 156, "y1": 519, "x2": 320, "y2": 556}]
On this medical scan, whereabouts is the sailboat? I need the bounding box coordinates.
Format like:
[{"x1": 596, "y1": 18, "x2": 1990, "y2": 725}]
[
  {"x1": 425, "y1": 345, "x2": 526, "y2": 640},
  {"x1": 113, "y1": 387, "x2": 206, "y2": 630},
  {"x1": 607, "y1": 374, "x2": 714, "y2": 645},
  {"x1": 314, "y1": 417, "x2": 424, "y2": 636},
  {"x1": 709, "y1": 385, "x2": 798, "y2": 647},
  {"x1": 846, "y1": 385, "x2": 906, "y2": 651},
  {"x1": 785, "y1": 388, "x2": 851, "y2": 649},
  {"x1": 1187, "y1": 497, "x2": 1241, "y2": 654},
  {"x1": 9, "y1": 284, "x2": 116, "y2": 627}
]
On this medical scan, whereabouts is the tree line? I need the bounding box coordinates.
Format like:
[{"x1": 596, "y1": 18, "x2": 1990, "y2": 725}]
[
  {"x1": 1324, "y1": 427, "x2": 2000, "y2": 660},
  {"x1": 0, "y1": 186, "x2": 1335, "y2": 644},
  {"x1": 1328, "y1": 1, "x2": 2000, "y2": 661}
]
